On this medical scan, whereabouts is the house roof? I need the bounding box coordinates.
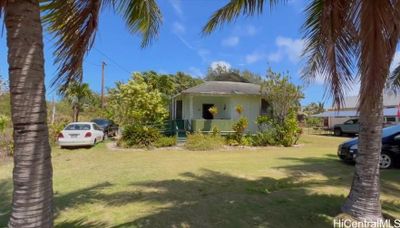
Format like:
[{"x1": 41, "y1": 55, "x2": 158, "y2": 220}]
[
  {"x1": 180, "y1": 81, "x2": 261, "y2": 95},
  {"x1": 337, "y1": 93, "x2": 400, "y2": 109},
  {"x1": 313, "y1": 107, "x2": 398, "y2": 118}
]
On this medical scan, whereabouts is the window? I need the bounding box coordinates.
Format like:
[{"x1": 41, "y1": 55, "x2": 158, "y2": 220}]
[
  {"x1": 260, "y1": 99, "x2": 272, "y2": 116},
  {"x1": 344, "y1": 119, "x2": 358, "y2": 125},
  {"x1": 202, "y1": 104, "x2": 214, "y2": 120},
  {"x1": 65, "y1": 124, "x2": 91, "y2": 130},
  {"x1": 386, "y1": 117, "x2": 396, "y2": 122}
]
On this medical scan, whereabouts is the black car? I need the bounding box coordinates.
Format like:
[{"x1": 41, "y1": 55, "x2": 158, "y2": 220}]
[
  {"x1": 337, "y1": 125, "x2": 400, "y2": 169},
  {"x1": 91, "y1": 119, "x2": 118, "y2": 137}
]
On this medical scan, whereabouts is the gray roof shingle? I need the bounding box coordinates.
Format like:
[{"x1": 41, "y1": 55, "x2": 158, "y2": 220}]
[{"x1": 181, "y1": 81, "x2": 261, "y2": 95}]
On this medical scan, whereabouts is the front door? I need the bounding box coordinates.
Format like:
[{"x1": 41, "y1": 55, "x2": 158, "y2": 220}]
[
  {"x1": 202, "y1": 104, "x2": 214, "y2": 119},
  {"x1": 176, "y1": 100, "x2": 183, "y2": 120}
]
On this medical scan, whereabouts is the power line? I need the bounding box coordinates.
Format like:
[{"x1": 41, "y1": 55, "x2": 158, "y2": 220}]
[{"x1": 93, "y1": 47, "x2": 132, "y2": 74}]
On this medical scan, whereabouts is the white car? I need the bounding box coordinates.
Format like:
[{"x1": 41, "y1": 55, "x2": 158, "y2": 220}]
[{"x1": 58, "y1": 122, "x2": 104, "y2": 148}]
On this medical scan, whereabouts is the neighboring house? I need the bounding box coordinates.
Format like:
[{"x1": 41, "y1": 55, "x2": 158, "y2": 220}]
[
  {"x1": 314, "y1": 93, "x2": 400, "y2": 129},
  {"x1": 171, "y1": 81, "x2": 271, "y2": 134}
]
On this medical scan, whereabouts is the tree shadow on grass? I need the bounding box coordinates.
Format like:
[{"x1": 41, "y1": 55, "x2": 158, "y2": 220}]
[
  {"x1": 109, "y1": 169, "x2": 346, "y2": 228},
  {"x1": 275, "y1": 155, "x2": 400, "y2": 216},
  {"x1": 1, "y1": 154, "x2": 399, "y2": 228}
]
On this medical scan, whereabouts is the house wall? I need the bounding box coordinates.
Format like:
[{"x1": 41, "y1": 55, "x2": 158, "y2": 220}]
[
  {"x1": 229, "y1": 95, "x2": 261, "y2": 133},
  {"x1": 182, "y1": 95, "x2": 232, "y2": 120}
]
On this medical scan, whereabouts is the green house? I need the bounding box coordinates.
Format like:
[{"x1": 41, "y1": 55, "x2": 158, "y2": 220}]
[{"x1": 171, "y1": 81, "x2": 271, "y2": 134}]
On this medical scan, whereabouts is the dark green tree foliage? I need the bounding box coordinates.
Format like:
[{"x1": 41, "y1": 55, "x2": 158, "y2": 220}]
[{"x1": 205, "y1": 65, "x2": 263, "y2": 84}]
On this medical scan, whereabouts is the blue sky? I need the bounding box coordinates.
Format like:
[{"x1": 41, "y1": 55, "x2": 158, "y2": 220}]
[{"x1": 0, "y1": 0, "x2": 399, "y2": 105}]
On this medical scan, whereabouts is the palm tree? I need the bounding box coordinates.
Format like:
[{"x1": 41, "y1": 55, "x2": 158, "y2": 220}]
[
  {"x1": 203, "y1": 0, "x2": 400, "y2": 222},
  {"x1": 1, "y1": 0, "x2": 162, "y2": 227},
  {"x1": 61, "y1": 82, "x2": 93, "y2": 122}
]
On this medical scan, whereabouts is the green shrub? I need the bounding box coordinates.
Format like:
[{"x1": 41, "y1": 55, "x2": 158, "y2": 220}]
[
  {"x1": 253, "y1": 110, "x2": 301, "y2": 147},
  {"x1": 232, "y1": 117, "x2": 248, "y2": 145},
  {"x1": 273, "y1": 110, "x2": 301, "y2": 147},
  {"x1": 211, "y1": 126, "x2": 220, "y2": 137},
  {"x1": 49, "y1": 118, "x2": 69, "y2": 145},
  {"x1": 154, "y1": 136, "x2": 176, "y2": 148},
  {"x1": 121, "y1": 124, "x2": 160, "y2": 148},
  {"x1": 185, "y1": 133, "x2": 224, "y2": 151},
  {"x1": 0, "y1": 115, "x2": 13, "y2": 157},
  {"x1": 252, "y1": 130, "x2": 279, "y2": 146}
]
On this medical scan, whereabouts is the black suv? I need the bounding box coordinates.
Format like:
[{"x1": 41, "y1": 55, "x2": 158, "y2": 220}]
[{"x1": 91, "y1": 119, "x2": 118, "y2": 137}]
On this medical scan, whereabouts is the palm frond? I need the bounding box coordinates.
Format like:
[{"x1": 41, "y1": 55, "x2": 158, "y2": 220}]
[
  {"x1": 385, "y1": 1, "x2": 400, "y2": 92},
  {"x1": 0, "y1": 0, "x2": 6, "y2": 18},
  {"x1": 203, "y1": 0, "x2": 285, "y2": 35},
  {"x1": 42, "y1": 0, "x2": 102, "y2": 90},
  {"x1": 114, "y1": 0, "x2": 162, "y2": 47},
  {"x1": 388, "y1": 64, "x2": 400, "y2": 90},
  {"x1": 358, "y1": 0, "x2": 399, "y2": 110},
  {"x1": 301, "y1": 0, "x2": 358, "y2": 109}
]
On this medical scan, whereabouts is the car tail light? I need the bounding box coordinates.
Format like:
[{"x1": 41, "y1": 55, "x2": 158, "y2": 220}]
[
  {"x1": 58, "y1": 133, "x2": 64, "y2": 138},
  {"x1": 85, "y1": 132, "x2": 92, "y2": 138}
]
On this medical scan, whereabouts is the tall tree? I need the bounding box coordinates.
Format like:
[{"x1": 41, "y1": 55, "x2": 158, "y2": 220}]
[
  {"x1": 61, "y1": 82, "x2": 93, "y2": 122},
  {"x1": 203, "y1": 0, "x2": 400, "y2": 222},
  {"x1": 2, "y1": 1, "x2": 53, "y2": 227},
  {"x1": 1, "y1": 0, "x2": 163, "y2": 226}
]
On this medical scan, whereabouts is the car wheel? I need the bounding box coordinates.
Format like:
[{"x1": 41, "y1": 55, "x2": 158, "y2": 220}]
[
  {"x1": 379, "y1": 153, "x2": 392, "y2": 169},
  {"x1": 60, "y1": 146, "x2": 66, "y2": 149},
  {"x1": 93, "y1": 139, "x2": 97, "y2": 146},
  {"x1": 334, "y1": 128, "x2": 342, "y2": 136}
]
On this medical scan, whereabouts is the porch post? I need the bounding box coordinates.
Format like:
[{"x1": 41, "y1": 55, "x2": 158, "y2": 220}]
[{"x1": 189, "y1": 95, "x2": 193, "y2": 119}]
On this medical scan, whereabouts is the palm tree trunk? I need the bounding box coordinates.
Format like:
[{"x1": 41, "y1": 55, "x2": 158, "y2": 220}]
[
  {"x1": 342, "y1": 91, "x2": 383, "y2": 221},
  {"x1": 73, "y1": 104, "x2": 80, "y2": 122},
  {"x1": 5, "y1": 1, "x2": 54, "y2": 227}
]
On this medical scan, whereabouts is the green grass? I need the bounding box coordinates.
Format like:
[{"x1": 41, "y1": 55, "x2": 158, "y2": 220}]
[{"x1": 0, "y1": 134, "x2": 399, "y2": 227}]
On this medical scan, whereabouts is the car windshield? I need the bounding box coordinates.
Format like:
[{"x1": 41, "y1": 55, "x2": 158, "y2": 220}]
[
  {"x1": 65, "y1": 124, "x2": 91, "y2": 131},
  {"x1": 382, "y1": 124, "x2": 400, "y2": 137},
  {"x1": 92, "y1": 119, "x2": 109, "y2": 127}
]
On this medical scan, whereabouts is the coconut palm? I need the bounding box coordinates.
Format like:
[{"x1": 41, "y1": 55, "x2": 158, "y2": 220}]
[
  {"x1": 0, "y1": 0, "x2": 162, "y2": 227},
  {"x1": 61, "y1": 82, "x2": 93, "y2": 122},
  {"x1": 203, "y1": 0, "x2": 400, "y2": 222}
]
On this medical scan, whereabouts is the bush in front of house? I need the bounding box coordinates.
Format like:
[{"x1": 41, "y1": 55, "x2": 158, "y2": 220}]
[
  {"x1": 154, "y1": 136, "x2": 177, "y2": 148},
  {"x1": 232, "y1": 117, "x2": 249, "y2": 145},
  {"x1": 119, "y1": 124, "x2": 161, "y2": 148},
  {"x1": 252, "y1": 110, "x2": 301, "y2": 147},
  {"x1": 185, "y1": 133, "x2": 224, "y2": 151}
]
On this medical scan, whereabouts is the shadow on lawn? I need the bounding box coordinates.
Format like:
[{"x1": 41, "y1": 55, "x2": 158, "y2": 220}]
[{"x1": 0, "y1": 155, "x2": 399, "y2": 228}]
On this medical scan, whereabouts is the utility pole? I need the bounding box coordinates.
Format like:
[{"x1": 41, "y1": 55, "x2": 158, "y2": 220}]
[
  {"x1": 101, "y1": 61, "x2": 106, "y2": 108},
  {"x1": 51, "y1": 96, "x2": 56, "y2": 125}
]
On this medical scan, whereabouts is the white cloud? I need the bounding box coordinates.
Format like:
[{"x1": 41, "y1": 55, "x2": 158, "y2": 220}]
[
  {"x1": 169, "y1": 0, "x2": 183, "y2": 18},
  {"x1": 390, "y1": 51, "x2": 400, "y2": 72},
  {"x1": 222, "y1": 36, "x2": 240, "y2": 47},
  {"x1": 172, "y1": 21, "x2": 185, "y2": 35},
  {"x1": 211, "y1": 61, "x2": 231, "y2": 71},
  {"x1": 268, "y1": 36, "x2": 305, "y2": 63},
  {"x1": 245, "y1": 52, "x2": 266, "y2": 64}
]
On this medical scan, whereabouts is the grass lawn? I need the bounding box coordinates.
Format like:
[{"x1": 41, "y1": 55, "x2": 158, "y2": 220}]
[{"x1": 0, "y1": 134, "x2": 399, "y2": 227}]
